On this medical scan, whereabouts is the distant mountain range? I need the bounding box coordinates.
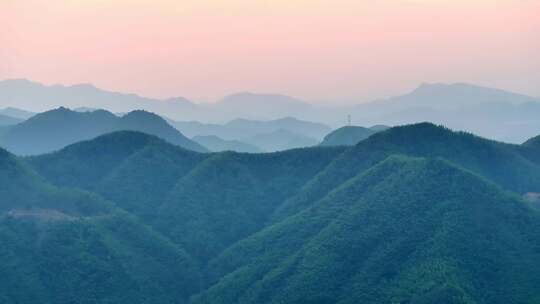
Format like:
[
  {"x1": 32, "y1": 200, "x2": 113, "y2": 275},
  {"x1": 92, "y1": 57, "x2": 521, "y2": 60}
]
[
  {"x1": 192, "y1": 135, "x2": 263, "y2": 153},
  {"x1": 0, "y1": 107, "x2": 35, "y2": 119},
  {"x1": 173, "y1": 117, "x2": 330, "y2": 151},
  {"x1": 329, "y1": 83, "x2": 540, "y2": 143},
  {"x1": 0, "y1": 107, "x2": 206, "y2": 155},
  {"x1": 0, "y1": 79, "x2": 314, "y2": 123},
  {"x1": 2, "y1": 123, "x2": 539, "y2": 303},
  {"x1": 0, "y1": 114, "x2": 23, "y2": 126},
  {"x1": 0, "y1": 79, "x2": 200, "y2": 119},
  {"x1": 245, "y1": 129, "x2": 319, "y2": 152},
  {"x1": 1, "y1": 79, "x2": 540, "y2": 143},
  {"x1": 172, "y1": 117, "x2": 331, "y2": 141},
  {"x1": 213, "y1": 92, "x2": 312, "y2": 120}
]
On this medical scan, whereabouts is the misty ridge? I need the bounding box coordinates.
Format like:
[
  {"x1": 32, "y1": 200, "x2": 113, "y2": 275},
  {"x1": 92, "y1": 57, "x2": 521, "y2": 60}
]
[
  {"x1": 1, "y1": 121, "x2": 540, "y2": 303},
  {"x1": 1, "y1": 78, "x2": 540, "y2": 144}
]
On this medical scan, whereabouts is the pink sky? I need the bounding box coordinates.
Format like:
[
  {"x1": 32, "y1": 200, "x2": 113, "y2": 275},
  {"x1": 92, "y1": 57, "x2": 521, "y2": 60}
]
[{"x1": 1, "y1": 0, "x2": 539, "y2": 103}]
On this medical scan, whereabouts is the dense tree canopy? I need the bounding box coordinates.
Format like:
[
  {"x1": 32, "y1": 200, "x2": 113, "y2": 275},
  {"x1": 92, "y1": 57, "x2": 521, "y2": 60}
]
[{"x1": 1, "y1": 123, "x2": 539, "y2": 303}]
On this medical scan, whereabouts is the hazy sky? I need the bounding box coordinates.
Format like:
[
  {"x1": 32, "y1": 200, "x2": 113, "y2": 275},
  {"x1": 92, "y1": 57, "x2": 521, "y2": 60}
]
[{"x1": 1, "y1": 0, "x2": 539, "y2": 103}]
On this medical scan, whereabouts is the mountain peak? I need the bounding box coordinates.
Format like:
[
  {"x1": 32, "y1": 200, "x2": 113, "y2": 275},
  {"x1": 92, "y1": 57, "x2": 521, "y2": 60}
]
[
  {"x1": 523, "y1": 135, "x2": 540, "y2": 147},
  {"x1": 122, "y1": 109, "x2": 165, "y2": 122},
  {"x1": 319, "y1": 125, "x2": 377, "y2": 146}
]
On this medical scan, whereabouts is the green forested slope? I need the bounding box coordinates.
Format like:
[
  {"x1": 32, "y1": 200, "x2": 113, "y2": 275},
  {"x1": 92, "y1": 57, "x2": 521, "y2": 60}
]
[
  {"x1": 4, "y1": 124, "x2": 539, "y2": 303},
  {"x1": 27, "y1": 131, "x2": 162, "y2": 190},
  {"x1": 196, "y1": 156, "x2": 540, "y2": 304},
  {"x1": 0, "y1": 147, "x2": 110, "y2": 215},
  {"x1": 274, "y1": 123, "x2": 540, "y2": 221},
  {"x1": 154, "y1": 147, "x2": 345, "y2": 263},
  {"x1": 0, "y1": 211, "x2": 200, "y2": 304}
]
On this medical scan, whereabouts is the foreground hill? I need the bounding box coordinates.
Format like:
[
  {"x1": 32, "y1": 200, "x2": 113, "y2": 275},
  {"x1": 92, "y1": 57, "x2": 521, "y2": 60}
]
[
  {"x1": 0, "y1": 107, "x2": 207, "y2": 155},
  {"x1": 0, "y1": 147, "x2": 111, "y2": 215},
  {"x1": 0, "y1": 145, "x2": 202, "y2": 304},
  {"x1": 198, "y1": 156, "x2": 540, "y2": 304},
  {"x1": 5, "y1": 123, "x2": 540, "y2": 303},
  {"x1": 29, "y1": 131, "x2": 346, "y2": 263},
  {"x1": 0, "y1": 211, "x2": 201, "y2": 304},
  {"x1": 319, "y1": 126, "x2": 378, "y2": 146}
]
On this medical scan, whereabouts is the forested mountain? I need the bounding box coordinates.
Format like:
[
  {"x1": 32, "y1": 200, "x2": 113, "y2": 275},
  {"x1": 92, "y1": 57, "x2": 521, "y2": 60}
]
[
  {"x1": 274, "y1": 123, "x2": 540, "y2": 221},
  {"x1": 0, "y1": 210, "x2": 200, "y2": 304},
  {"x1": 197, "y1": 157, "x2": 540, "y2": 304},
  {"x1": 0, "y1": 147, "x2": 110, "y2": 215},
  {"x1": 0, "y1": 107, "x2": 207, "y2": 155},
  {"x1": 319, "y1": 126, "x2": 378, "y2": 146},
  {"x1": 2, "y1": 123, "x2": 540, "y2": 303}
]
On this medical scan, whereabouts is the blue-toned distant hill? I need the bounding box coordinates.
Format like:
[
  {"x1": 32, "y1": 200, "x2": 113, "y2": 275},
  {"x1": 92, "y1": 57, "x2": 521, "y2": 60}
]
[
  {"x1": 0, "y1": 107, "x2": 207, "y2": 155},
  {"x1": 0, "y1": 114, "x2": 23, "y2": 126},
  {"x1": 3, "y1": 79, "x2": 540, "y2": 142},
  {"x1": 323, "y1": 83, "x2": 540, "y2": 143},
  {"x1": 0, "y1": 107, "x2": 35, "y2": 120},
  {"x1": 172, "y1": 117, "x2": 331, "y2": 141},
  {"x1": 192, "y1": 135, "x2": 263, "y2": 153},
  {"x1": 0, "y1": 79, "x2": 201, "y2": 119},
  {"x1": 214, "y1": 92, "x2": 312, "y2": 121},
  {"x1": 319, "y1": 125, "x2": 388, "y2": 146},
  {"x1": 245, "y1": 129, "x2": 318, "y2": 152}
]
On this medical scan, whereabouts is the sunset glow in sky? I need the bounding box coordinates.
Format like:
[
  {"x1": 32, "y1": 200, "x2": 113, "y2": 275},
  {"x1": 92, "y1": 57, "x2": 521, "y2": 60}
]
[{"x1": 1, "y1": 0, "x2": 539, "y2": 102}]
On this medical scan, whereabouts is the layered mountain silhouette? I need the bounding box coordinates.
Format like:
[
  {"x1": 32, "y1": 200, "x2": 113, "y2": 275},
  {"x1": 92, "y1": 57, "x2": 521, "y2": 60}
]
[
  {"x1": 0, "y1": 114, "x2": 22, "y2": 126},
  {"x1": 245, "y1": 129, "x2": 318, "y2": 151},
  {"x1": 0, "y1": 79, "x2": 199, "y2": 119},
  {"x1": 0, "y1": 107, "x2": 35, "y2": 119},
  {"x1": 192, "y1": 135, "x2": 263, "y2": 153},
  {"x1": 2, "y1": 79, "x2": 540, "y2": 142},
  {"x1": 0, "y1": 107, "x2": 207, "y2": 155},
  {"x1": 336, "y1": 83, "x2": 540, "y2": 143},
  {"x1": 172, "y1": 117, "x2": 331, "y2": 141},
  {"x1": 214, "y1": 92, "x2": 312, "y2": 120},
  {"x1": 197, "y1": 156, "x2": 540, "y2": 304}
]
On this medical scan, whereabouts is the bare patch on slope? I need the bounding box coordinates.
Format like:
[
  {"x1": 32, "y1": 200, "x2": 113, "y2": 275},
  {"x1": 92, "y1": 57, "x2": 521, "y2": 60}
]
[{"x1": 6, "y1": 208, "x2": 76, "y2": 222}]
